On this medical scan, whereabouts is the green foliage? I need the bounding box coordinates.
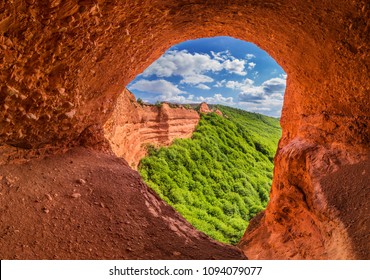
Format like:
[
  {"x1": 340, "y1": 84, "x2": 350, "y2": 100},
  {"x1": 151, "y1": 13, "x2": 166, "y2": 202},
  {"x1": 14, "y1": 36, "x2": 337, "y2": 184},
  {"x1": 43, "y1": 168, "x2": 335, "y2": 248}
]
[
  {"x1": 137, "y1": 98, "x2": 143, "y2": 105},
  {"x1": 139, "y1": 105, "x2": 281, "y2": 244},
  {"x1": 155, "y1": 101, "x2": 162, "y2": 107}
]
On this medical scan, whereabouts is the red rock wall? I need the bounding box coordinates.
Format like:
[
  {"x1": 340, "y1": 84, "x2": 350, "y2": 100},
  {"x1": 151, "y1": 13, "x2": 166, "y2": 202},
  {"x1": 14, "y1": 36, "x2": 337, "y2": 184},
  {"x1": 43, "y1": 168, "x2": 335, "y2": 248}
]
[
  {"x1": 1, "y1": 1, "x2": 367, "y2": 150},
  {"x1": 239, "y1": 141, "x2": 369, "y2": 259},
  {"x1": 104, "y1": 89, "x2": 199, "y2": 169}
]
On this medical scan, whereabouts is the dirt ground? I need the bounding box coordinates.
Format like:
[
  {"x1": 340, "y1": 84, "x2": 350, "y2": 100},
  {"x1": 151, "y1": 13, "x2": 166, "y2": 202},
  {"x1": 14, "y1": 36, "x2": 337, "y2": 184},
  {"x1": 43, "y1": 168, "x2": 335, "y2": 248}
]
[
  {"x1": 0, "y1": 147, "x2": 245, "y2": 260},
  {"x1": 1, "y1": 146, "x2": 368, "y2": 260},
  {"x1": 320, "y1": 154, "x2": 370, "y2": 260}
]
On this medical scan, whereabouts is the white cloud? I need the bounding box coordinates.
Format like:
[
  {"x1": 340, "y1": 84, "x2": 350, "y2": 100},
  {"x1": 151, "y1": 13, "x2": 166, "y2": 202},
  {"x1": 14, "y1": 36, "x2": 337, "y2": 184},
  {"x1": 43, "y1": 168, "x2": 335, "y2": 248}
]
[
  {"x1": 164, "y1": 95, "x2": 194, "y2": 103},
  {"x1": 237, "y1": 98, "x2": 283, "y2": 118},
  {"x1": 211, "y1": 51, "x2": 248, "y2": 75},
  {"x1": 248, "y1": 62, "x2": 256, "y2": 69},
  {"x1": 129, "y1": 47, "x2": 286, "y2": 118},
  {"x1": 142, "y1": 49, "x2": 248, "y2": 86},
  {"x1": 214, "y1": 79, "x2": 226, "y2": 88},
  {"x1": 270, "y1": 93, "x2": 284, "y2": 100},
  {"x1": 142, "y1": 50, "x2": 223, "y2": 78},
  {"x1": 234, "y1": 76, "x2": 286, "y2": 101},
  {"x1": 225, "y1": 80, "x2": 244, "y2": 90},
  {"x1": 180, "y1": 74, "x2": 213, "y2": 85},
  {"x1": 128, "y1": 79, "x2": 185, "y2": 99},
  {"x1": 199, "y1": 75, "x2": 287, "y2": 117},
  {"x1": 222, "y1": 59, "x2": 247, "y2": 76},
  {"x1": 195, "y1": 84, "x2": 211, "y2": 90},
  {"x1": 236, "y1": 75, "x2": 286, "y2": 117},
  {"x1": 196, "y1": 94, "x2": 234, "y2": 105},
  {"x1": 211, "y1": 50, "x2": 235, "y2": 61},
  {"x1": 144, "y1": 92, "x2": 233, "y2": 106},
  {"x1": 260, "y1": 77, "x2": 286, "y2": 95},
  {"x1": 225, "y1": 78, "x2": 254, "y2": 90}
]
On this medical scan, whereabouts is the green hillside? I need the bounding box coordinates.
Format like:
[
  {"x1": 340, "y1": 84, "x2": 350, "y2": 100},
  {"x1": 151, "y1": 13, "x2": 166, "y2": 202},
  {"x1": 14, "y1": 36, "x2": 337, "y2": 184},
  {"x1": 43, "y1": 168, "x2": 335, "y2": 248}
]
[{"x1": 138, "y1": 105, "x2": 281, "y2": 244}]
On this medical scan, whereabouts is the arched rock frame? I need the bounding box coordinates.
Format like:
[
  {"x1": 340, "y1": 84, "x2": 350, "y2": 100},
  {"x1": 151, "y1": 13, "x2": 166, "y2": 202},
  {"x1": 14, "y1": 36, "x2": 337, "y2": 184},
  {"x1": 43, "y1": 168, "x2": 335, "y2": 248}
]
[{"x1": 0, "y1": 0, "x2": 368, "y2": 259}]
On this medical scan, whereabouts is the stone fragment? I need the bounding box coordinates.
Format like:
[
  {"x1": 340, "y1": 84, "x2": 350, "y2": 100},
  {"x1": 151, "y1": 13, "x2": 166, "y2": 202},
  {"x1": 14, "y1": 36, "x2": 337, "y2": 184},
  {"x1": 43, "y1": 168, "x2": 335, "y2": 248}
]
[
  {"x1": 26, "y1": 113, "x2": 38, "y2": 120},
  {"x1": 48, "y1": 0, "x2": 61, "y2": 8},
  {"x1": 65, "y1": 109, "x2": 76, "y2": 119},
  {"x1": 76, "y1": 178, "x2": 86, "y2": 185},
  {"x1": 71, "y1": 193, "x2": 81, "y2": 198},
  {"x1": 58, "y1": 88, "x2": 65, "y2": 94},
  {"x1": 0, "y1": 16, "x2": 11, "y2": 33}
]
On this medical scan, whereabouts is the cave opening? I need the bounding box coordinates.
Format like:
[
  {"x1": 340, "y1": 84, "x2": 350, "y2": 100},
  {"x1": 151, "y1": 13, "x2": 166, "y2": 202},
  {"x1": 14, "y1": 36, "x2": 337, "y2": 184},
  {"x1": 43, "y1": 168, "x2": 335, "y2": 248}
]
[
  {"x1": 1, "y1": 0, "x2": 366, "y2": 260},
  {"x1": 107, "y1": 37, "x2": 286, "y2": 244},
  {"x1": 128, "y1": 36, "x2": 286, "y2": 119}
]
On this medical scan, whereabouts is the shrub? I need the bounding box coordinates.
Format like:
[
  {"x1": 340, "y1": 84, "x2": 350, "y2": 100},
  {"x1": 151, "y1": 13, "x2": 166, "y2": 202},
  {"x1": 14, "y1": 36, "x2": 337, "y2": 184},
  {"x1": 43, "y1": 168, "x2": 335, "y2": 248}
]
[{"x1": 155, "y1": 101, "x2": 162, "y2": 107}]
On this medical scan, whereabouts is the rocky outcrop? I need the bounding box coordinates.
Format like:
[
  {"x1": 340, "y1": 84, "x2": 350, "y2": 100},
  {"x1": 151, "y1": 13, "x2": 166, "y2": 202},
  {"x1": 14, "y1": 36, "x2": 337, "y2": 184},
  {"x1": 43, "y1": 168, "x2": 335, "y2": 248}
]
[
  {"x1": 214, "y1": 109, "x2": 223, "y2": 117},
  {"x1": 104, "y1": 89, "x2": 199, "y2": 169},
  {"x1": 199, "y1": 102, "x2": 213, "y2": 114},
  {"x1": 199, "y1": 102, "x2": 223, "y2": 116},
  {"x1": 0, "y1": 0, "x2": 368, "y2": 259}
]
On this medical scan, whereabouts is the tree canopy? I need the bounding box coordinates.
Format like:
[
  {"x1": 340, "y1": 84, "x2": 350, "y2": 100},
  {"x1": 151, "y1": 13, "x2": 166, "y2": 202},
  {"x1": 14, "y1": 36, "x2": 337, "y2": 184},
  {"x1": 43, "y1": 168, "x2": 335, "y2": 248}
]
[{"x1": 139, "y1": 105, "x2": 281, "y2": 244}]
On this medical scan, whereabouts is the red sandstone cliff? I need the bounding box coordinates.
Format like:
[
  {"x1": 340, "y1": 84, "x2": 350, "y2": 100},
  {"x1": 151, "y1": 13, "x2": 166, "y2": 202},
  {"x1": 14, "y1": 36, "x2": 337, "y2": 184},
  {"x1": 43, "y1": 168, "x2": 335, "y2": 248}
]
[{"x1": 104, "y1": 89, "x2": 200, "y2": 169}]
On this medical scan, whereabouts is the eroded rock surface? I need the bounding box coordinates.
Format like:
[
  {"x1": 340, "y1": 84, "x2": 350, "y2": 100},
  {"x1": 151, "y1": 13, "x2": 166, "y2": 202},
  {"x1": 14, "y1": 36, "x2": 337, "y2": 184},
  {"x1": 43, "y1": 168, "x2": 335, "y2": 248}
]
[
  {"x1": 104, "y1": 89, "x2": 199, "y2": 169},
  {"x1": 199, "y1": 102, "x2": 213, "y2": 114},
  {"x1": 0, "y1": 0, "x2": 369, "y2": 259},
  {"x1": 239, "y1": 141, "x2": 369, "y2": 259}
]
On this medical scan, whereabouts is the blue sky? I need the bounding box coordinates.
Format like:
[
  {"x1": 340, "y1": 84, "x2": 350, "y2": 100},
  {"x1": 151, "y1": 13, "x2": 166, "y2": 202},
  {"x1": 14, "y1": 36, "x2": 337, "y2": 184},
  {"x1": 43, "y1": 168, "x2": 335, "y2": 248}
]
[{"x1": 128, "y1": 36, "x2": 286, "y2": 117}]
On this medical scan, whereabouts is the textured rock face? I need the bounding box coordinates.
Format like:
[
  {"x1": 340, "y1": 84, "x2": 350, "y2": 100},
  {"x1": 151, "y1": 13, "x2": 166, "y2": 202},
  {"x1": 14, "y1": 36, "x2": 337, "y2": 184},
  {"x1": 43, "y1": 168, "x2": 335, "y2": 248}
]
[
  {"x1": 2, "y1": 0, "x2": 367, "y2": 149},
  {"x1": 104, "y1": 89, "x2": 199, "y2": 169},
  {"x1": 199, "y1": 102, "x2": 212, "y2": 114},
  {"x1": 199, "y1": 102, "x2": 223, "y2": 116},
  {"x1": 239, "y1": 143, "x2": 369, "y2": 259},
  {"x1": 0, "y1": 0, "x2": 369, "y2": 259}
]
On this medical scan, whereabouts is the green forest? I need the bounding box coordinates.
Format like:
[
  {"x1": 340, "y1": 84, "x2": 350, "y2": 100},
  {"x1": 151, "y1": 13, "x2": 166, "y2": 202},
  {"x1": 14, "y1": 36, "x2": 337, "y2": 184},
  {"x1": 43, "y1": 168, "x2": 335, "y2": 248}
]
[{"x1": 139, "y1": 105, "x2": 281, "y2": 244}]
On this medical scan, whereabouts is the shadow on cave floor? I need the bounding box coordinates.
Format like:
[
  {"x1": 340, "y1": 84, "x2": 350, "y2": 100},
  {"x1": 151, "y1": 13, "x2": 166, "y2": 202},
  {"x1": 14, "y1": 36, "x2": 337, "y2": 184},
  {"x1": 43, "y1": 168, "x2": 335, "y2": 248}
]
[
  {"x1": 320, "y1": 153, "x2": 370, "y2": 260},
  {"x1": 0, "y1": 147, "x2": 245, "y2": 260}
]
